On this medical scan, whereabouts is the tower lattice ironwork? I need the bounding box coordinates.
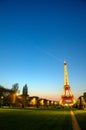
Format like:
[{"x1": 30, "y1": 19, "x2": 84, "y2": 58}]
[{"x1": 59, "y1": 61, "x2": 76, "y2": 106}]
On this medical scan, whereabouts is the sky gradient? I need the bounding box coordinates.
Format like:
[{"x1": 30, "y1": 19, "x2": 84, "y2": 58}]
[{"x1": 0, "y1": 0, "x2": 86, "y2": 101}]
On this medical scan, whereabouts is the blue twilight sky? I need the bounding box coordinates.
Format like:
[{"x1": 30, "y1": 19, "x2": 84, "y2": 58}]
[{"x1": 0, "y1": 0, "x2": 86, "y2": 100}]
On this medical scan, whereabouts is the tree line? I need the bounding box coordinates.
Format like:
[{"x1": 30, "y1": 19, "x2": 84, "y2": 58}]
[
  {"x1": 0, "y1": 83, "x2": 29, "y2": 108},
  {"x1": 0, "y1": 83, "x2": 86, "y2": 109},
  {"x1": 0, "y1": 83, "x2": 58, "y2": 108}
]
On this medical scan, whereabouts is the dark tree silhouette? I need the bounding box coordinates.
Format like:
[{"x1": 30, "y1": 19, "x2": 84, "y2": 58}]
[
  {"x1": 84, "y1": 92, "x2": 86, "y2": 102},
  {"x1": 11, "y1": 83, "x2": 19, "y2": 93},
  {"x1": 22, "y1": 84, "x2": 28, "y2": 96},
  {"x1": 22, "y1": 84, "x2": 29, "y2": 108},
  {"x1": 10, "y1": 83, "x2": 19, "y2": 106}
]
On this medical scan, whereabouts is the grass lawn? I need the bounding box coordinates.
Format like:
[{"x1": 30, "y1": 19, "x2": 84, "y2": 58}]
[
  {"x1": 74, "y1": 109, "x2": 86, "y2": 130},
  {"x1": 0, "y1": 108, "x2": 72, "y2": 130}
]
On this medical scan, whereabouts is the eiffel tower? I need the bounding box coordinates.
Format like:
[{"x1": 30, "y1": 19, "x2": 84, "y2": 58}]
[{"x1": 59, "y1": 61, "x2": 76, "y2": 106}]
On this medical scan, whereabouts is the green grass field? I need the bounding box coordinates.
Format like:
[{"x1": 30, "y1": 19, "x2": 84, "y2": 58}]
[
  {"x1": 74, "y1": 109, "x2": 86, "y2": 130},
  {"x1": 0, "y1": 108, "x2": 86, "y2": 130},
  {"x1": 0, "y1": 108, "x2": 72, "y2": 130}
]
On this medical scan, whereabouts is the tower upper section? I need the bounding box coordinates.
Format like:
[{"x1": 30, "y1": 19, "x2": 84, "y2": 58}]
[{"x1": 64, "y1": 61, "x2": 69, "y2": 85}]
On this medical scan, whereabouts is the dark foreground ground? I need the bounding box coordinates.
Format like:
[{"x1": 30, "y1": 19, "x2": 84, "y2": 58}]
[{"x1": 0, "y1": 108, "x2": 86, "y2": 130}]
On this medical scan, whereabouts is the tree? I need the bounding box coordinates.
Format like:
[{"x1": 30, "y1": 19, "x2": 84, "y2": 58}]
[
  {"x1": 84, "y1": 92, "x2": 86, "y2": 102},
  {"x1": 0, "y1": 85, "x2": 12, "y2": 107},
  {"x1": 11, "y1": 83, "x2": 19, "y2": 106},
  {"x1": 12, "y1": 83, "x2": 19, "y2": 93},
  {"x1": 22, "y1": 84, "x2": 29, "y2": 108},
  {"x1": 22, "y1": 84, "x2": 28, "y2": 96}
]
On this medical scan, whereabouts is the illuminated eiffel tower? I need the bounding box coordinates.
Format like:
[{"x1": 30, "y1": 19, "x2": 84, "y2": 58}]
[{"x1": 59, "y1": 61, "x2": 76, "y2": 106}]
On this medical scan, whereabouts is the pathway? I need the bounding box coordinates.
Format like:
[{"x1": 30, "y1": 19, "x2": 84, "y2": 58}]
[{"x1": 71, "y1": 110, "x2": 81, "y2": 130}]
